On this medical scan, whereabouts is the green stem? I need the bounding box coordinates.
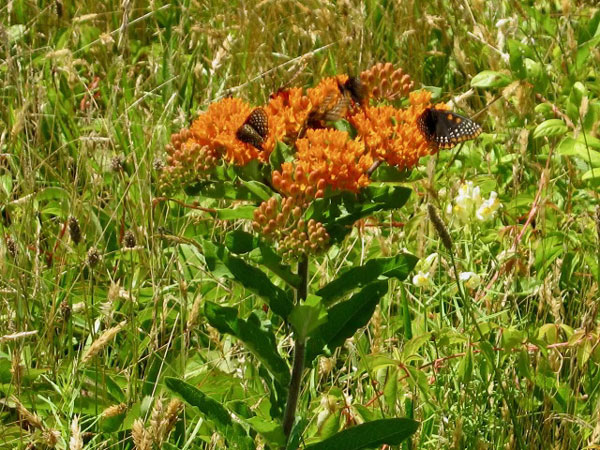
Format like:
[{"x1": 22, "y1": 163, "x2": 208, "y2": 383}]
[{"x1": 282, "y1": 255, "x2": 309, "y2": 441}]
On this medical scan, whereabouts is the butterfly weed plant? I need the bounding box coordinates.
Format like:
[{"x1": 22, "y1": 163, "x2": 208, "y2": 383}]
[{"x1": 156, "y1": 64, "x2": 480, "y2": 449}]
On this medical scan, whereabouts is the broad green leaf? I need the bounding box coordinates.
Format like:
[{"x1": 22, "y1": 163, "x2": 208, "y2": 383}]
[
  {"x1": 202, "y1": 240, "x2": 293, "y2": 318},
  {"x1": 316, "y1": 253, "x2": 418, "y2": 305},
  {"x1": 239, "y1": 180, "x2": 272, "y2": 201},
  {"x1": 245, "y1": 417, "x2": 286, "y2": 446},
  {"x1": 470, "y1": 70, "x2": 512, "y2": 88},
  {"x1": 204, "y1": 302, "x2": 290, "y2": 386},
  {"x1": 305, "y1": 418, "x2": 419, "y2": 450},
  {"x1": 507, "y1": 39, "x2": 533, "y2": 79},
  {"x1": 225, "y1": 230, "x2": 258, "y2": 254},
  {"x1": 225, "y1": 231, "x2": 300, "y2": 286},
  {"x1": 288, "y1": 294, "x2": 328, "y2": 340},
  {"x1": 306, "y1": 281, "x2": 389, "y2": 363},
  {"x1": 558, "y1": 137, "x2": 600, "y2": 166},
  {"x1": 252, "y1": 243, "x2": 301, "y2": 287},
  {"x1": 582, "y1": 168, "x2": 600, "y2": 184},
  {"x1": 165, "y1": 377, "x2": 254, "y2": 450},
  {"x1": 532, "y1": 119, "x2": 567, "y2": 139}
]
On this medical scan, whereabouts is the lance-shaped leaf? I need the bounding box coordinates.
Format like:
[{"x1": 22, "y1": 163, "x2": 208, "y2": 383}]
[
  {"x1": 288, "y1": 294, "x2": 328, "y2": 340},
  {"x1": 305, "y1": 186, "x2": 411, "y2": 244},
  {"x1": 225, "y1": 230, "x2": 300, "y2": 287},
  {"x1": 202, "y1": 240, "x2": 293, "y2": 319},
  {"x1": 304, "y1": 418, "x2": 419, "y2": 450},
  {"x1": 317, "y1": 253, "x2": 418, "y2": 305},
  {"x1": 305, "y1": 281, "x2": 388, "y2": 363},
  {"x1": 165, "y1": 377, "x2": 254, "y2": 450},
  {"x1": 204, "y1": 302, "x2": 291, "y2": 386}
]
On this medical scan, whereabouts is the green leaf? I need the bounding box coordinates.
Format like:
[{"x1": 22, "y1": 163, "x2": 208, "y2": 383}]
[
  {"x1": 457, "y1": 346, "x2": 473, "y2": 385},
  {"x1": 202, "y1": 240, "x2": 293, "y2": 319},
  {"x1": 225, "y1": 230, "x2": 258, "y2": 254},
  {"x1": 369, "y1": 165, "x2": 411, "y2": 182},
  {"x1": 331, "y1": 119, "x2": 356, "y2": 138},
  {"x1": 306, "y1": 186, "x2": 411, "y2": 244},
  {"x1": 239, "y1": 180, "x2": 272, "y2": 202},
  {"x1": 558, "y1": 136, "x2": 600, "y2": 166},
  {"x1": 502, "y1": 327, "x2": 524, "y2": 353},
  {"x1": 582, "y1": 168, "x2": 600, "y2": 184},
  {"x1": 316, "y1": 253, "x2": 418, "y2": 305},
  {"x1": 532, "y1": 119, "x2": 568, "y2": 139},
  {"x1": 252, "y1": 243, "x2": 301, "y2": 287},
  {"x1": 165, "y1": 377, "x2": 254, "y2": 450},
  {"x1": 383, "y1": 368, "x2": 398, "y2": 410},
  {"x1": 269, "y1": 141, "x2": 295, "y2": 171},
  {"x1": 245, "y1": 417, "x2": 286, "y2": 446},
  {"x1": 225, "y1": 231, "x2": 301, "y2": 286},
  {"x1": 306, "y1": 281, "x2": 389, "y2": 363},
  {"x1": 470, "y1": 70, "x2": 512, "y2": 88},
  {"x1": 305, "y1": 418, "x2": 419, "y2": 450},
  {"x1": 204, "y1": 302, "x2": 291, "y2": 386},
  {"x1": 215, "y1": 205, "x2": 256, "y2": 220},
  {"x1": 288, "y1": 294, "x2": 328, "y2": 340},
  {"x1": 507, "y1": 39, "x2": 532, "y2": 79}
]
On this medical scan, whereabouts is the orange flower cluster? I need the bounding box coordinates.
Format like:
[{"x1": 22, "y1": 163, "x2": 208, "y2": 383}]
[
  {"x1": 271, "y1": 129, "x2": 373, "y2": 200},
  {"x1": 265, "y1": 87, "x2": 312, "y2": 143},
  {"x1": 159, "y1": 64, "x2": 449, "y2": 198},
  {"x1": 350, "y1": 90, "x2": 440, "y2": 169},
  {"x1": 187, "y1": 98, "x2": 271, "y2": 165}
]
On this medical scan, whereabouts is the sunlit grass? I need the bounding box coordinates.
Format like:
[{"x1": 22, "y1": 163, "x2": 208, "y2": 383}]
[{"x1": 1, "y1": 0, "x2": 599, "y2": 448}]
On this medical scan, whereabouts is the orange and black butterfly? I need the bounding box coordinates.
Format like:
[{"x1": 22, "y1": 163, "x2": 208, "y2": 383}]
[
  {"x1": 306, "y1": 76, "x2": 367, "y2": 129},
  {"x1": 417, "y1": 108, "x2": 482, "y2": 149},
  {"x1": 236, "y1": 108, "x2": 269, "y2": 150}
]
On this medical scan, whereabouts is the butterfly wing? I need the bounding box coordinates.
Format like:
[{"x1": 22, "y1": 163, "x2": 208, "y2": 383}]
[
  {"x1": 237, "y1": 108, "x2": 269, "y2": 149},
  {"x1": 418, "y1": 108, "x2": 482, "y2": 149}
]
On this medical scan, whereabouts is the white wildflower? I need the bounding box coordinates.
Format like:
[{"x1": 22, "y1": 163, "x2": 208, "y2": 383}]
[
  {"x1": 412, "y1": 271, "x2": 431, "y2": 288},
  {"x1": 476, "y1": 191, "x2": 501, "y2": 221},
  {"x1": 447, "y1": 182, "x2": 501, "y2": 223},
  {"x1": 459, "y1": 272, "x2": 481, "y2": 289}
]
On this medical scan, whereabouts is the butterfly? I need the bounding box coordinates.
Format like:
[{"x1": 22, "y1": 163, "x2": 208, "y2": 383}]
[
  {"x1": 306, "y1": 77, "x2": 367, "y2": 129},
  {"x1": 417, "y1": 108, "x2": 482, "y2": 149},
  {"x1": 236, "y1": 108, "x2": 269, "y2": 150}
]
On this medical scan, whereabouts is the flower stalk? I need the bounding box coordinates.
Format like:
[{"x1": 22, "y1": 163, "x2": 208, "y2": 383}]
[{"x1": 282, "y1": 255, "x2": 309, "y2": 440}]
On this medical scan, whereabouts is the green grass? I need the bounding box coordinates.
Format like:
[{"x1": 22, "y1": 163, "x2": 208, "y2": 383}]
[{"x1": 1, "y1": 0, "x2": 600, "y2": 448}]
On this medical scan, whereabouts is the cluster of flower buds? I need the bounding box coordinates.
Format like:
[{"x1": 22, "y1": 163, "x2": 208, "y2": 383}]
[
  {"x1": 271, "y1": 169, "x2": 328, "y2": 200},
  {"x1": 252, "y1": 196, "x2": 329, "y2": 258},
  {"x1": 158, "y1": 128, "x2": 219, "y2": 192},
  {"x1": 360, "y1": 62, "x2": 414, "y2": 102}
]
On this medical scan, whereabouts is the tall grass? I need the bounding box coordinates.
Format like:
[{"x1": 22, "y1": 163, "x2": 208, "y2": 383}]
[{"x1": 1, "y1": 0, "x2": 599, "y2": 448}]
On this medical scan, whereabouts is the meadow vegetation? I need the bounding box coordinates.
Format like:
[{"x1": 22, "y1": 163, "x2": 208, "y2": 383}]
[{"x1": 1, "y1": 1, "x2": 600, "y2": 448}]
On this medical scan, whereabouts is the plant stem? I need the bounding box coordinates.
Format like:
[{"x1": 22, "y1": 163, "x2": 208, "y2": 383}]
[{"x1": 282, "y1": 255, "x2": 309, "y2": 440}]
